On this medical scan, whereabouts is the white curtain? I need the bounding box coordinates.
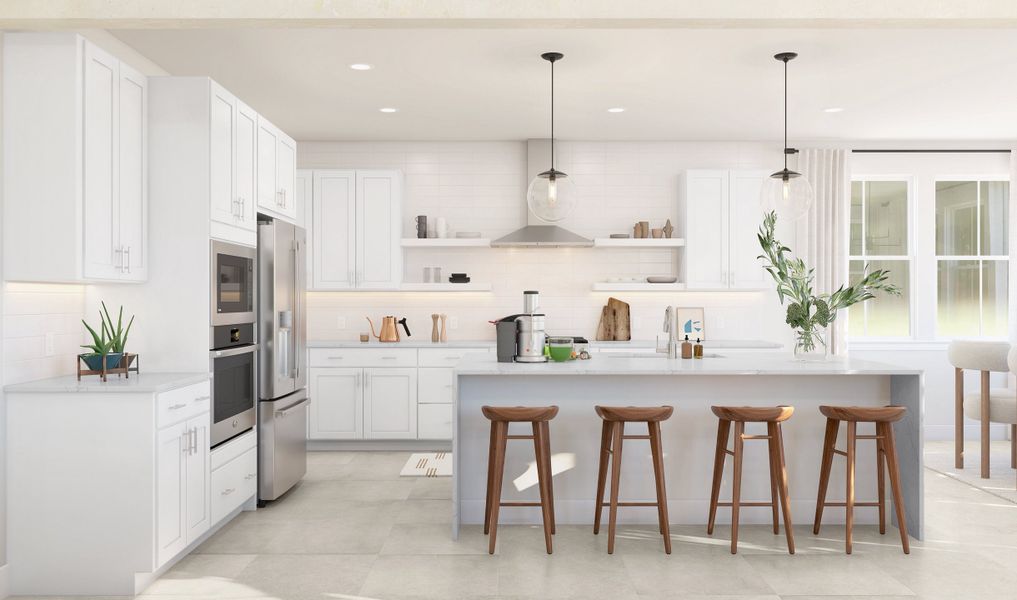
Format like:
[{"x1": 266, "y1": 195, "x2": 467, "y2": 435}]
[{"x1": 797, "y1": 148, "x2": 851, "y2": 356}]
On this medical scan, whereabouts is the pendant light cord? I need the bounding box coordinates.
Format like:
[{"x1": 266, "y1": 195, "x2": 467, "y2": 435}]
[
  {"x1": 550, "y1": 57, "x2": 555, "y2": 171},
  {"x1": 783, "y1": 56, "x2": 788, "y2": 171}
]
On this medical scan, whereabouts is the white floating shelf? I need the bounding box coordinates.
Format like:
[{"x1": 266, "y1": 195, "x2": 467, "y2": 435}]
[
  {"x1": 401, "y1": 238, "x2": 491, "y2": 248},
  {"x1": 593, "y1": 238, "x2": 686, "y2": 247},
  {"x1": 592, "y1": 282, "x2": 687, "y2": 292},
  {"x1": 399, "y1": 283, "x2": 493, "y2": 292}
]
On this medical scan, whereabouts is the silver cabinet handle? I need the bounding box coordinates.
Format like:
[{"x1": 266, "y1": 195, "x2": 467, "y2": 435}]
[
  {"x1": 327, "y1": 356, "x2": 344, "y2": 360},
  {"x1": 125, "y1": 246, "x2": 132, "y2": 274},
  {"x1": 115, "y1": 246, "x2": 125, "y2": 273},
  {"x1": 444, "y1": 384, "x2": 454, "y2": 389},
  {"x1": 221, "y1": 488, "x2": 236, "y2": 496},
  {"x1": 381, "y1": 356, "x2": 398, "y2": 360},
  {"x1": 194, "y1": 395, "x2": 210, "y2": 403},
  {"x1": 190, "y1": 427, "x2": 198, "y2": 455},
  {"x1": 168, "y1": 403, "x2": 186, "y2": 410},
  {"x1": 244, "y1": 473, "x2": 256, "y2": 480}
]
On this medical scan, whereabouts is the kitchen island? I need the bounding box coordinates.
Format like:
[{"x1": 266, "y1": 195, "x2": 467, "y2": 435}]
[{"x1": 453, "y1": 353, "x2": 923, "y2": 541}]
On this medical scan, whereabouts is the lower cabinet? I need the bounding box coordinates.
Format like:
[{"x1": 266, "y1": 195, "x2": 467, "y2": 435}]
[
  {"x1": 364, "y1": 367, "x2": 417, "y2": 439},
  {"x1": 308, "y1": 367, "x2": 363, "y2": 439},
  {"x1": 156, "y1": 414, "x2": 210, "y2": 567},
  {"x1": 210, "y1": 431, "x2": 258, "y2": 524},
  {"x1": 418, "y1": 403, "x2": 454, "y2": 440}
]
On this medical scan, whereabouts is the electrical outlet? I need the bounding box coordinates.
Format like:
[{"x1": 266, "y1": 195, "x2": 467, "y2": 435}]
[
  {"x1": 45, "y1": 332, "x2": 56, "y2": 357},
  {"x1": 449, "y1": 317, "x2": 459, "y2": 330},
  {"x1": 336, "y1": 317, "x2": 347, "y2": 330}
]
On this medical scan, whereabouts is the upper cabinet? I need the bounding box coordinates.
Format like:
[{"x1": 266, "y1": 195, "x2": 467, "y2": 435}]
[
  {"x1": 208, "y1": 82, "x2": 258, "y2": 241},
  {"x1": 4, "y1": 33, "x2": 148, "y2": 282},
  {"x1": 256, "y1": 117, "x2": 298, "y2": 222},
  {"x1": 309, "y1": 169, "x2": 402, "y2": 290}
]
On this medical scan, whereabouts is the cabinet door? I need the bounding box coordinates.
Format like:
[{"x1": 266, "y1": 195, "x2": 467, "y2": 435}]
[
  {"x1": 156, "y1": 422, "x2": 187, "y2": 567},
  {"x1": 209, "y1": 83, "x2": 237, "y2": 227},
  {"x1": 235, "y1": 101, "x2": 259, "y2": 232},
  {"x1": 82, "y1": 42, "x2": 120, "y2": 280},
  {"x1": 256, "y1": 117, "x2": 280, "y2": 212},
  {"x1": 364, "y1": 368, "x2": 417, "y2": 439},
  {"x1": 418, "y1": 368, "x2": 455, "y2": 404},
  {"x1": 418, "y1": 403, "x2": 453, "y2": 440},
  {"x1": 355, "y1": 170, "x2": 402, "y2": 289},
  {"x1": 728, "y1": 171, "x2": 769, "y2": 290},
  {"x1": 685, "y1": 170, "x2": 729, "y2": 289},
  {"x1": 117, "y1": 61, "x2": 148, "y2": 281},
  {"x1": 308, "y1": 368, "x2": 363, "y2": 439},
  {"x1": 295, "y1": 170, "x2": 313, "y2": 281},
  {"x1": 312, "y1": 170, "x2": 356, "y2": 290},
  {"x1": 276, "y1": 133, "x2": 297, "y2": 220},
  {"x1": 184, "y1": 414, "x2": 211, "y2": 544}
]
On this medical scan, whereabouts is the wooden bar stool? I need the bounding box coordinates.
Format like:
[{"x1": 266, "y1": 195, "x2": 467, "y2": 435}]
[
  {"x1": 592, "y1": 405, "x2": 674, "y2": 554},
  {"x1": 482, "y1": 405, "x2": 558, "y2": 555},
  {"x1": 707, "y1": 406, "x2": 795, "y2": 555},
  {"x1": 813, "y1": 405, "x2": 910, "y2": 554}
]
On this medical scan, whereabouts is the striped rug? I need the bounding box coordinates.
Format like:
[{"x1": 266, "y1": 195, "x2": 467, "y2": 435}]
[{"x1": 400, "y1": 452, "x2": 452, "y2": 477}]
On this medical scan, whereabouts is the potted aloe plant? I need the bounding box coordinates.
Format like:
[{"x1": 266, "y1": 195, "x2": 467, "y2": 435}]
[
  {"x1": 757, "y1": 211, "x2": 900, "y2": 360},
  {"x1": 80, "y1": 302, "x2": 135, "y2": 371}
]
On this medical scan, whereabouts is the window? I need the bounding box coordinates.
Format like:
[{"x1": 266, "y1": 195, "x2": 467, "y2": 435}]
[
  {"x1": 848, "y1": 180, "x2": 912, "y2": 337},
  {"x1": 936, "y1": 180, "x2": 1009, "y2": 337}
]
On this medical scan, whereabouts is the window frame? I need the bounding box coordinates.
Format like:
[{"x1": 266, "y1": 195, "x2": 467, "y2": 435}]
[
  {"x1": 847, "y1": 175, "x2": 917, "y2": 341},
  {"x1": 933, "y1": 174, "x2": 1010, "y2": 340}
]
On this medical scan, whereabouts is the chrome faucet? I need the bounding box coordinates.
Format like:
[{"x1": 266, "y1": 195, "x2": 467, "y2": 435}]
[{"x1": 663, "y1": 306, "x2": 678, "y2": 359}]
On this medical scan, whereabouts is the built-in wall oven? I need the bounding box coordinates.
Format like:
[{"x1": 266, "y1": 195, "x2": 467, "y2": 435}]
[{"x1": 210, "y1": 322, "x2": 257, "y2": 447}]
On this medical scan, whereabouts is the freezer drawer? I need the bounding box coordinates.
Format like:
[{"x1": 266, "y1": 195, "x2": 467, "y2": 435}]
[{"x1": 258, "y1": 390, "x2": 309, "y2": 501}]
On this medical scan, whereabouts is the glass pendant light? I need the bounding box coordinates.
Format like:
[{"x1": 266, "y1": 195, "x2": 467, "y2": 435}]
[
  {"x1": 760, "y1": 52, "x2": 813, "y2": 221},
  {"x1": 527, "y1": 52, "x2": 576, "y2": 223}
]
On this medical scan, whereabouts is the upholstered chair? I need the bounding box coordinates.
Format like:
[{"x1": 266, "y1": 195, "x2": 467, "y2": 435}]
[{"x1": 948, "y1": 340, "x2": 1015, "y2": 478}]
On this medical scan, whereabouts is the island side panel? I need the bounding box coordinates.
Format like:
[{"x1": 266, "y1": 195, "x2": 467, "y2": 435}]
[
  {"x1": 891, "y1": 373, "x2": 924, "y2": 540},
  {"x1": 456, "y1": 373, "x2": 914, "y2": 535}
]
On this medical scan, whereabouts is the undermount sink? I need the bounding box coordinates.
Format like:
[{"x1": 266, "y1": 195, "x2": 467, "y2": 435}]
[{"x1": 605, "y1": 352, "x2": 725, "y2": 359}]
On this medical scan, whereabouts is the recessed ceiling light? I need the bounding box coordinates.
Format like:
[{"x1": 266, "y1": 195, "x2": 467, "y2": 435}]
[
  {"x1": 349, "y1": 63, "x2": 373, "y2": 71},
  {"x1": 823, "y1": 107, "x2": 844, "y2": 113},
  {"x1": 379, "y1": 107, "x2": 398, "y2": 113},
  {"x1": 607, "y1": 107, "x2": 626, "y2": 113}
]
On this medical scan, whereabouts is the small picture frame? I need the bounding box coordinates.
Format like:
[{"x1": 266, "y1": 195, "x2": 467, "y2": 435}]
[{"x1": 676, "y1": 307, "x2": 705, "y2": 340}]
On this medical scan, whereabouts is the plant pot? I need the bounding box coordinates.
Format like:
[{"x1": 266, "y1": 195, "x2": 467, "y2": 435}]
[
  {"x1": 81, "y1": 352, "x2": 123, "y2": 371},
  {"x1": 792, "y1": 326, "x2": 829, "y2": 361}
]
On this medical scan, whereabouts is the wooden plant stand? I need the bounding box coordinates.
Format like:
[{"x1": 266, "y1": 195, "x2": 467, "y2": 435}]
[{"x1": 76, "y1": 353, "x2": 140, "y2": 382}]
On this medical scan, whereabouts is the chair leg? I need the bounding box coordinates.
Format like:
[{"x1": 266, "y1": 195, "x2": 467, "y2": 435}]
[
  {"x1": 1011, "y1": 424, "x2": 1016, "y2": 470},
  {"x1": 981, "y1": 370, "x2": 991, "y2": 479},
  {"x1": 845, "y1": 421, "x2": 857, "y2": 554},
  {"x1": 707, "y1": 419, "x2": 731, "y2": 535},
  {"x1": 593, "y1": 420, "x2": 612, "y2": 535},
  {"x1": 487, "y1": 421, "x2": 508, "y2": 555},
  {"x1": 881, "y1": 422, "x2": 911, "y2": 554},
  {"x1": 607, "y1": 421, "x2": 625, "y2": 554},
  {"x1": 540, "y1": 421, "x2": 555, "y2": 535},
  {"x1": 955, "y1": 367, "x2": 964, "y2": 469},
  {"x1": 649, "y1": 421, "x2": 672, "y2": 554},
  {"x1": 767, "y1": 425, "x2": 780, "y2": 535},
  {"x1": 730, "y1": 421, "x2": 745, "y2": 555},
  {"x1": 532, "y1": 422, "x2": 553, "y2": 554},
  {"x1": 484, "y1": 420, "x2": 497, "y2": 535},
  {"x1": 813, "y1": 417, "x2": 839, "y2": 534},
  {"x1": 774, "y1": 422, "x2": 795, "y2": 555},
  {"x1": 877, "y1": 425, "x2": 887, "y2": 535}
]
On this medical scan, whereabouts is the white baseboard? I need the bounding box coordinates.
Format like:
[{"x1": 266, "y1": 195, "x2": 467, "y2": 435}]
[
  {"x1": 0, "y1": 563, "x2": 9, "y2": 600},
  {"x1": 308, "y1": 440, "x2": 452, "y2": 452}
]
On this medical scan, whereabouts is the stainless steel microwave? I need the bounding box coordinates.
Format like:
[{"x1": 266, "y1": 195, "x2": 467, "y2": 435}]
[{"x1": 210, "y1": 240, "x2": 256, "y2": 327}]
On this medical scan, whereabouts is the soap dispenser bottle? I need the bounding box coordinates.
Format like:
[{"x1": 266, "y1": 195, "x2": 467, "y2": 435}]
[
  {"x1": 681, "y1": 335, "x2": 693, "y2": 359},
  {"x1": 693, "y1": 338, "x2": 704, "y2": 359}
]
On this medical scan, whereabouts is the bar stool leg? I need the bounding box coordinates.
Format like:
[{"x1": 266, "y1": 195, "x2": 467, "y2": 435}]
[
  {"x1": 484, "y1": 420, "x2": 497, "y2": 535},
  {"x1": 880, "y1": 421, "x2": 911, "y2": 554},
  {"x1": 813, "y1": 418, "x2": 839, "y2": 534},
  {"x1": 1011, "y1": 424, "x2": 1016, "y2": 469},
  {"x1": 729, "y1": 421, "x2": 745, "y2": 555},
  {"x1": 876, "y1": 425, "x2": 887, "y2": 535},
  {"x1": 540, "y1": 421, "x2": 556, "y2": 534},
  {"x1": 981, "y1": 370, "x2": 991, "y2": 479},
  {"x1": 487, "y1": 421, "x2": 508, "y2": 555},
  {"x1": 774, "y1": 422, "x2": 795, "y2": 554},
  {"x1": 845, "y1": 420, "x2": 857, "y2": 554},
  {"x1": 593, "y1": 420, "x2": 612, "y2": 535},
  {"x1": 707, "y1": 419, "x2": 731, "y2": 535},
  {"x1": 607, "y1": 421, "x2": 625, "y2": 554},
  {"x1": 532, "y1": 422, "x2": 553, "y2": 554},
  {"x1": 767, "y1": 427, "x2": 780, "y2": 535},
  {"x1": 955, "y1": 367, "x2": 964, "y2": 469},
  {"x1": 648, "y1": 421, "x2": 672, "y2": 554}
]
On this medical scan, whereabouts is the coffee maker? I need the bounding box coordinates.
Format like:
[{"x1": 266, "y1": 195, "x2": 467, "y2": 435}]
[{"x1": 496, "y1": 290, "x2": 548, "y2": 363}]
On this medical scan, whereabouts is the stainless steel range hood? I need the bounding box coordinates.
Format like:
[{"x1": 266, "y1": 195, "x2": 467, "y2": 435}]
[{"x1": 491, "y1": 225, "x2": 593, "y2": 248}]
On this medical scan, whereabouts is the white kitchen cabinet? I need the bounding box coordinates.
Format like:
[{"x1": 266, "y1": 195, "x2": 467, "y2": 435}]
[
  {"x1": 418, "y1": 367, "x2": 455, "y2": 404},
  {"x1": 257, "y1": 116, "x2": 298, "y2": 221},
  {"x1": 4, "y1": 33, "x2": 148, "y2": 283},
  {"x1": 308, "y1": 169, "x2": 402, "y2": 290},
  {"x1": 364, "y1": 367, "x2": 417, "y2": 439},
  {"x1": 209, "y1": 83, "x2": 258, "y2": 239},
  {"x1": 210, "y1": 432, "x2": 258, "y2": 525},
  {"x1": 418, "y1": 403, "x2": 454, "y2": 440},
  {"x1": 308, "y1": 367, "x2": 363, "y2": 440},
  {"x1": 156, "y1": 412, "x2": 210, "y2": 567},
  {"x1": 685, "y1": 170, "x2": 790, "y2": 290},
  {"x1": 183, "y1": 414, "x2": 212, "y2": 545},
  {"x1": 235, "y1": 101, "x2": 259, "y2": 231}
]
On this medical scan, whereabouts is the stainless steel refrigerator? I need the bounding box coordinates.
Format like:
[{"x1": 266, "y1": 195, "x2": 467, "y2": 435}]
[{"x1": 257, "y1": 218, "x2": 309, "y2": 502}]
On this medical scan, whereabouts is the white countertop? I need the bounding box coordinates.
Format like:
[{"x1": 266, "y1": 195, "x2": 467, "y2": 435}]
[
  {"x1": 308, "y1": 339, "x2": 782, "y2": 350},
  {"x1": 4, "y1": 372, "x2": 210, "y2": 394},
  {"x1": 454, "y1": 353, "x2": 921, "y2": 376}
]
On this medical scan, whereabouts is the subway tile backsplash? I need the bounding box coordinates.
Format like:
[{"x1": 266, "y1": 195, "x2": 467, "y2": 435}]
[{"x1": 3, "y1": 283, "x2": 86, "y2": 385}]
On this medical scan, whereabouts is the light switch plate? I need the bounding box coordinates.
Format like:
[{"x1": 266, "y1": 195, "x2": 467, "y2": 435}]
[
  {"x1": 449, "y1": 317, "x2": 459, "y2": 330},
  {"x1": 44, "y1": 332, "x2": 55, "y2": 357},
  {"x1": 336, "y1": 317, "x2": 347, "y2": 330}
]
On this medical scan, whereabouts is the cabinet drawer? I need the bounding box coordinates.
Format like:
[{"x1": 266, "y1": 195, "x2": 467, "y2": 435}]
[
  {"x1": 418, "y1": 368, "x2": 455, "y2": 404},
  {"x1": 309, "y1": 347, "x2": 417, "y2": 368},
  {"x1": 157, "y1": 381, "x2": 211, "y2": 428},
  {"x1": 211, "y1": 447, "x2": 257, "y2": 525},
  {"x1": 417, "y1": 347, "x2": 489, "y2": 367},
  {"x1": 418, "y1": 403, "x2": 453, "y2": 440},
  {"x1": 210, "y1": 429, "x2": 257, "y2": 471}
]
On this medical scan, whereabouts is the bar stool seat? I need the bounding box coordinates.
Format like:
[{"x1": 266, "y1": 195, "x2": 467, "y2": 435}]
[
  {"x1": 593, "y1": 405, "x2": 674, "y2": 554},
  {"x1": 707, "y1": 405, "x2": 795, "y2": 555},
  {"x1": 814, "y1": 405, "x2": 910, "y2": 554},
  {"x1": 482, "y1": 405, "x2": 558, "y2": 554}
]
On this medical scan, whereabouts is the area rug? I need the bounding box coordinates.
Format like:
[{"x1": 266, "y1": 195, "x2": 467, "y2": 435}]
[
  {"x1": 924, "y1": 440, "x2": 1017, "y2": 504},
  {"x1": 400, "y1": 452, "x2": 452, "y2": 477}
]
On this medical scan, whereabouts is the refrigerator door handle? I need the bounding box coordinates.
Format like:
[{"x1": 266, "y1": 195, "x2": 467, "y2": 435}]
[{"x1": 291, "y1": 238, "x2": 300, "y2": 380}]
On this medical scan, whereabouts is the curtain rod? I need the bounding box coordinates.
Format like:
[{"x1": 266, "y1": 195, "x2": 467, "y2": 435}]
[{"x1": 851, "y1": 149, "x2": 1011, "y2": 154}]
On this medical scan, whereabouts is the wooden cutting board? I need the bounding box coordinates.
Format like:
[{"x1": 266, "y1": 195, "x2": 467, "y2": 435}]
[{"x1": 608, "y1": 297, "x2": 631, "y2": 341}]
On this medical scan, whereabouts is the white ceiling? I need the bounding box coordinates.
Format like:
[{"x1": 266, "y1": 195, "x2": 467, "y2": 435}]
[{"x1": 112, "y1": 27, "x2": 1017, "y2": 142}]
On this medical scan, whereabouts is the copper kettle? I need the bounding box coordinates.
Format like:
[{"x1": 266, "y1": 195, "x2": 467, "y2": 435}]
[{"x1": 366, "y1": 316, "x2": 411, "y2": 342}]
